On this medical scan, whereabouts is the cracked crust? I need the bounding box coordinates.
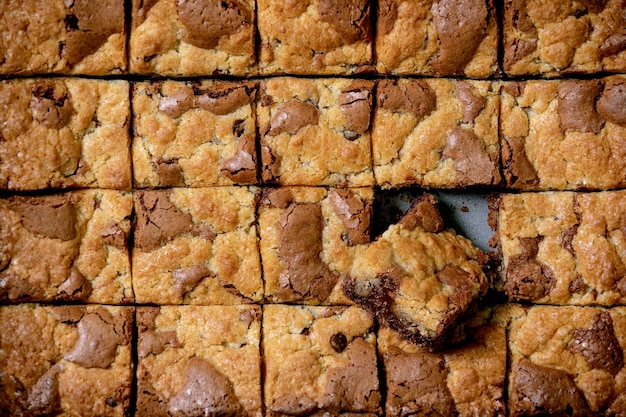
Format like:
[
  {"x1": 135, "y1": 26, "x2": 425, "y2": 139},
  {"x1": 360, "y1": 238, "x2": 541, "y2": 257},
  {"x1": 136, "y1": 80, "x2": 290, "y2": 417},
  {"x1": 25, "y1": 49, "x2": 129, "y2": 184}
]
[
  {"x1": 0, "y1": 304, "x2": 133, "y2": 416},
  {"x1": 503, "y1": 0, "x2": 626, "y2": 76},
  {"x1": 0, "y1": 190, "x2": 133, "y2": 304},
  {"x1": 129, "y1": 0, "x2": 256, "y2": 76},
  {"x1": 262, "y1": 305, "x2": 380, "y2": 416},
  {"x1": 258, "y1": 78, "x2": 374, "y2": 187},
  {"x1": 258, "y1": 186, "x2": 373, "y2": 305},
  {"x1": 0, "y1": 78, "x2": 131, "y2": 191},
  {"x1": 131, "y1": 187, "x2": 262, "y2": 305},
  {"x1": 132, "y1": 80, "x2": 258, "y2": 187},
  {"x1": 136, "y1": 305, "x2": 262, "y2": 417},
  {"x1": 373, "y1": 78, "x2": 501, "y2": 188},
  {"x1": 500, "y1": 77, "x2": 626, "y2": 190},
  {"x1": 508, "y1": 305, "x2": 626, "y2": 416},
  {"x1": 258, "y1": 0, "x2": 372, "y2": 75},
  {"x1": 499, "y1": 191, "x2": 626, "y2": 305}
]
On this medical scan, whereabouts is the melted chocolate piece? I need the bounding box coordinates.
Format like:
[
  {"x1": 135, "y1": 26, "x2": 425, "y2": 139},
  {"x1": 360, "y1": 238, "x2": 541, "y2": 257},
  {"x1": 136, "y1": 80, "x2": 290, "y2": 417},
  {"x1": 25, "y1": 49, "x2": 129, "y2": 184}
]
[
  {"x1": 172, "y1": 265, "x2": 215, "y2": 299},
  {"x1": 377, "y1": 79, "x2": 437, "y2": 121},
  {"x1": 597, "y1": 79, "x2": 626, "y2": 126},
  {"x1": 267, "y1": 99, "x2": 320, "y2": 136},
  {"x1": 502, "y1": 136, "x2": 539, "y2": 187},
  {"x1": 557, "y1": 80, "x2": 605, "y2": 134},
  {"x1": 338, "y1": 80, "x2": 374, "y2": 135},
  {"x1": 329, "y1": 189, "x2": 371, "y2": 246},
  {"x1": 14, "y1": 195, "x2": 77, "y2": 241},
  {"x1": 505, "y1": 237, "x2": 555, "y2": 301},
  {"x1": 442, "y1": 127, "x2": 497, "y2": 185},
  {"x1": 57, "y1": 269, "x2": 92, "y2": 301},
  {"x1": 64, "y1": 309, "x2": 124, "y2": 368},
  {"x1": 30, "y1": 82, "x2": 74, "y2": 129},
  {"x1": 398, "y1": 194, "x2": 444, "y2": 233},
  {"x1": 570, "y1": 312, "x2": 624, "y2": 375},
  {"x1": 457, "y1": 81, "x2": 486, "y2": 123},
  {"x1": 317, "y1": 0, "x2": 371, "y2": 44}
]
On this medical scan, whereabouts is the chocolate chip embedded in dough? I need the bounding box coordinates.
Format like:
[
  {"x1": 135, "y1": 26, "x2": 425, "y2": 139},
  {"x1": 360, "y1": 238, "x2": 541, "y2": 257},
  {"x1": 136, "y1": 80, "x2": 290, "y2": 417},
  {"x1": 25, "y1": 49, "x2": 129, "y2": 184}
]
[
  {"x1": 330, "y1": 333, "x2": 348, "y2": 353},
  {"x1": 268, "y1": 99, "x2": 320, "y2": 136},
  {"x1": 502, "y1": 136, "x2": 539, "y2": 187},
  {"x1": 64, "y1": 309, "x2": 123, "y2": 368},
  {"x1": 329, "y1": 189, "x2": 371, "y2": 246},
  {"x1": 57, "y1": 269, "x2": 92, "y2": 301},
  {"x1": 338, "y1": 80, "x2": 374, "y2": 135},
  {"x1": 168, "y1": 357, "x2": 244, "y2": 417},
  {"x1": 377, "y1": 0, "x2": 398, "y2": 36},
  {"x1": 385, "y1": 351, "x2": 456, "y2": 417},
  {"x1": 399, "y1": 194, "x2": 444, "y2": 233},
  {"x1": 220, "y1": 133, "x2": 257, "y2": 184},
  {"x1": 63, "y1": 0, "x2": 124, "y2": 66},
  {"x1": 30, "y1": 82, "x2": 74, "y2": 129},
  {"x1": 457, "y1": 82, "x2": 486, "y2": 123},
  {"x1": 317, "y1": 0, "x2": 372, "y2": 44},
  {"x1": 377, "y1": 79, "x2": 437, "y2": 121},
  {"x1": 570, "y1": 312, "x2": 624, "y2": 375},
  {"x1": 557, "y1": 80, "x2": 605, "y2": 134},
  {"x1": 26, "y1": 365, "x2": 63, "y2": 416},
  {"x1": 505, "y1": 0, "x2": 536, "y2": 34},
  {"x1": 579, "y1": 0, "x2": 608, "y2": 13},
  {"x1": 14, "y1": 195, "x2": 77, "y2": 241},
  {"x1": 561, "y1": 224, "x2": 579, "y2": 256},
  {"x1": 260, "y1": 138, "x2": 281, "y2": 182},
  {"x1": 600, "y1": 31, "x2": 626, "y2": 58},
  {"x1": 260, "y1": 188, "x2": 293, "y2": 209},
  {"x1": 177, "y1": 0, "x2": 252, "y2": 50},
  {"x1": 101, "y1": 221, "x2": 128, "y2": 248},
  {"x1": 504, "y1": 38, "x2": 538, "y2": 69},
  {"x1": 430, "y1": 0, "x2": 488, "y2": 75},
  {"x1": 158, "y1": 87, "x2": 194, "y2": 119},
  {"x1": 505, "y1": 237, "x2": 555, "y2": 302},
  {"x1": 597, "y1": 79, "x2": 626, "y2": 126},
  {"x1": 196, "y1": 82, "x2": 257, "y2": 116},
  {"x1": 510, "y1": 359, "x2": 590, "y2": 417},
  {"x1": 442, "y1": 127, "x2": 497, "y2": 185},
  {"x1": 172, "y1": 265, "x2": 215, "y2": 299},
  {"x1": 155, "y1": 158, "x2": 184, "y2": 187},
  {"x1": 270, "y1": 393, "x2": 318, "y2": 416}
]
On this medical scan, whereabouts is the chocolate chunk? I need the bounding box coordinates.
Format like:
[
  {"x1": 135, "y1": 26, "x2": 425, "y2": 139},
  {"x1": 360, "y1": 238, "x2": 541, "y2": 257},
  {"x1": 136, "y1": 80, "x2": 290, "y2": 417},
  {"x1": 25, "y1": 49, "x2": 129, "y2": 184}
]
[
  {"x1": 561, "y1": 224, "x2": 579, "y2": 256},
  {"x1": 329, "y1": 189, "x2": 371, "y2": 246},
  {"x1": 134, "y1": 190, "x2": 194, "y2": 252},
  {"x1": 64, "y1": 0, "x2": 124, "y2": 66},
  {"x1": 338, "y1": 80, "x2": 374, "y2": 134},
  {"x1": 377, "y1": 79, "x2": 437, "y2": 121},
  {"x1": 510, "y1": 359, "x2": 589, "y2": 417},
  {"x1": 261, "y1": 138, "x2": 281, "y2": 182},
  {"x1": 64, "y1": 310, "x2": 123, "y2": 368},
  {"x1": 457, "y1": 82, "x2": 486, "y2": 123},
  {"x1": 168, "y1": 357, "x2": 244, "y2": 417},
  {"x1": 320, "y1": 338, "x2": 380, "y2": 414},
  {"x1": 53, "y1": 305, "x2": 85, "y2": 323},
  {"x1": 132, "y1": 0, "x2": 159, "y2": 27},
  {"x1": 26, "y1": 365, "x2": 62, "y2": 415},
  {"x1": 101, "y1": 221, "x2": 128, "y2": 248},
  {"x1": 177, "y1": 0, "x2": 251, "y2": 50},
  {"x1": 569, "y1": 275, "x2": 588, "y2": 294},
  {"x1": 502, "y1": 136, "x2": 539, "y2": 187},
  {"x1": 600, "y1": 30, "x2": 626, "y2": 58},
  {"x1": 14, "y1": 195, "x2": 77, "y2": 241},
  {"x1": 138, "y1": 328, "x2": 180, "y2": 358},
  {"x1": 278, "y1": 203, "x2": 338, "y2": 302},
  {"x1": 137, "y1": 378, "x2": 168, "y2": 417},
  {"x1": 385, "y1": 351, "x2": 456, "y2": 417},
  {"x1": 155, "y1": 158, "x2": 184, "y2": 187},
  {"x1": 570, "y1": 312, "x2": 624, "y2": 375},
  {"x1": 270, "y1": 393, "x2": 317, "y2": 416},
  {"x1": 504, "y1": 38, "x2": 538, "y2": 68},
  {"x1": 330, "y1": 333, "x2": 348, "y2": 353},
  {"x1": 239, "y1": 308, "x2": 261, "y2": 326},
  {"x1": 597, "y1": 79, "x2": 626, "y2": 126},
  {"x1": 196, "y1": 83, "x2": 257, "y2": 116},
  {"x1": 506, "y1": 0, "x2": 536, "y2": 34},
  {"x1": 430, "y1": 0, "x2": 488, "y2": 75},
  {"x1": 260, "y1": 188, "x2": 293, "y2": 209},
  {"x1": 503, "y1": 82, "x2": 526, "y2": 97},
  {"x1": 377, "y1": 0, "x2": 398, "y2": 36},
  {"x1": 398, "y1": 194, "x2": 444, "y2": 233},
  {"x1": 442, "y1": 127, "x2": 497, "y2": 185},
  {"x1": 57, "y1": 269, "x2": 92, "y2": 301},
  {"x1": 220, "y1": 134, "x2": 257, "y2": 183},
  {"x1": 580, "y1": 0, "x2": 608, "y2": 13},
  {"x1": 558, "y1": 80, "x2": 605, "y2": 134},
  {"x1": 268, "y1": 99, "x2": 320, "y2": 136},
  {"x1": 317, "y1": 0, "x2": 371, "y2": 44},
  {"x1": 505, "y1": 237, "x2": 555, "y2": 302},
  {"x1": 172, "y1": 265, "x2": 215, "y2": 299},
  {"x1": 30, "y1": 82, "x2": 74, "y2": 129},
  {"x1": 158, "y1": 87, "x2": 194, "y2": 118},
  {"x1": 436, "y1": 264, "x2": 475, "y2": 310}
]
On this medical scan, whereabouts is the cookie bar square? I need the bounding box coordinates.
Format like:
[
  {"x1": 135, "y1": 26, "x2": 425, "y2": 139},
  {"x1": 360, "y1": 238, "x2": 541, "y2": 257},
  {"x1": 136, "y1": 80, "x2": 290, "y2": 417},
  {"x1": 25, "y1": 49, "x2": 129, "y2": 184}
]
[
  {"x1": 262, "y1": 305, "x2": 380, "y2": 416},
  {"x1": 0, "y1": 304, "x2": 133, "y2": 416},
  {"x1": 129, "y1": 0, "x2": 256, "y2": 76},
  {"x1": 136, "y1": 305, "x2": 262, "y2": 417},
  {"x1": 132, "y1": 80, "x2": 258, "y2": 187},
  {"x1": 0, "y1": 0, "x2": 126, "y2": 75},
  {"x1": 259, "y1": 187, "x2": 373, "y2": 305},
  {"x1": 0, "y1": 78, "x2": 131, "y2": 191},
  {"x1": 497, "y1": 191, "x2": 626, "y2": 305},
  {"x1": 500, "y1": 78, "x2": 626, "y2": 190},
  {"x1": 378, "y1": 307, "x2": 507, "y2": 417},
  {"x1": 0, "y1": 190, "x2": 133, "y2": 304},
  {"x1": 372, "y1": 78, "x2": 500, "y2": 188},
  {"x1": 258, "y1": 77, "x2": 374, "y2": 186},
  {"x1": 258, "y1": 0, "x2": 372, "y2": 75},
  {"x1": 343, "y1": 194, "x2": 489, "y2": 348},
  {"x1": 503, "y1": 0, "x2": 626, "y2": 76},
  {"x1": 132, "y1": 187, "x2": 262, "y2": 305},
  {"x1": 375, "y1": 0, "x2": 498, "y2": 77},
  {"x1": 508, "y1": 305, "x2": 626, "y2": 416}
]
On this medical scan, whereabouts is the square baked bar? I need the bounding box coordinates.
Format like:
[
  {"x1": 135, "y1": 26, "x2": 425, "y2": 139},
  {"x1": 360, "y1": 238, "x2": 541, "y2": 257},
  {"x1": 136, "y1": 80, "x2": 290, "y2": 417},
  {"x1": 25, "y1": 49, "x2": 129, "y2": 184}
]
[
  {"x1": 258, "y1": 77, "x2": 374, "y2": 186},
  {"x1": 129, "y1": 0, "x2": 256, "y2": 76},
  {"x1": 258, "y1": 0, "x2": 372, "y2": 74},
  {"x1": 497, "y1": 191, "x2": 626, "y2": 305},
  {"x1": 262, "y1": 305, "x2": 380, "y2": 416},
  {"x1": 0, "y1": 304, "x2": 133, "y2": 416},
  {"x1": 500, "y1": 77, "x2": 626, "y2": 190},
  {"x1": 508, "y1": 305, "x2": 626, "y2": 416},
  {"x1": 0, "y1": 0, "x2": 126, "y2": 75},
  {"x1": 372, "y1": 78, "x2": 500, "y2": 188},
  {"x1": 136, "y1": 305, "x2": 262, "y2": 417},
  {"x1": 0, "y1": 190, "x2": 133, "y2": 304},
  {"x1": 0, "y1": 78, "x2": 131, "y2": 191},
  {"x1": 503, "y1": 0, "x2": 626, "y2": 76},
  {"x1": 375, "y1": 0, "x2": 498, "y2": 77},
  {"x1": 259, "y1": 187, "x2": 373, "y2": 305},
  {"x1": 132, "y1": 80, "x2": 258, "y2": 187},
  {"x1": 132, "y1": 187, "x2": 262, "y2": 305}
]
